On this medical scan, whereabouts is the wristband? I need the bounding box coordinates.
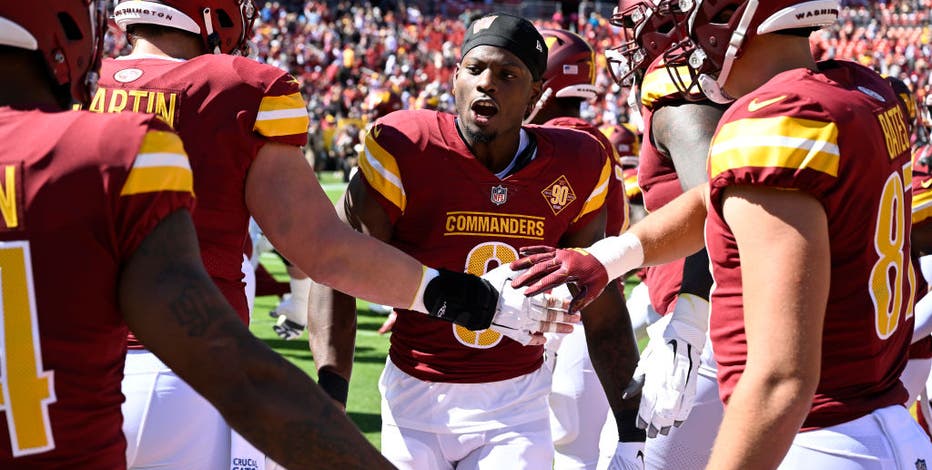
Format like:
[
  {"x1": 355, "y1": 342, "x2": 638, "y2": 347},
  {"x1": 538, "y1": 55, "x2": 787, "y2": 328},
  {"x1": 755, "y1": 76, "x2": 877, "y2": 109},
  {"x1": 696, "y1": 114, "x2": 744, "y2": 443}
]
[
  {"x1": 586, "y1": 232, "x2": 644, "y2": 281},
  {"x1": 615, "y1": 408, "x2": 647, "y2": 442},
  {"x1": 317, "y1": 369, "x2": 349, "y2": 406},
  {"x1": 409, "y1": 266, "x2": 439, "y2": 313}
]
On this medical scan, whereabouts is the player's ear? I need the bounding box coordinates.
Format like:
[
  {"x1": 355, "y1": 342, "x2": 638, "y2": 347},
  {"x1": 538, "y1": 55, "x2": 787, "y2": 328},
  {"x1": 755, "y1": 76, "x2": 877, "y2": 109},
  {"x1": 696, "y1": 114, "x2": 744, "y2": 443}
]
[
  {"x1": 451, "y1": 64, "x2": 461, "y2": 97},
  {"x1": 526, "y1": 79, "x2": 543, "y2": 117}
]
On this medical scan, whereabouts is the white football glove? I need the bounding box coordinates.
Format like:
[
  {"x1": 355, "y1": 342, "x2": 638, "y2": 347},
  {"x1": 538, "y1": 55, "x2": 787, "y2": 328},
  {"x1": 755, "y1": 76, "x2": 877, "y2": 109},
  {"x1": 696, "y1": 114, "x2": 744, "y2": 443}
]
[
  {"x1": 480, "y1": 264, "x2": 578, "y2": 346},
  {"x1": 607, "y1": 441, "x2": 645, "y2": 470},
  {"x1": 623, "y1": 293, "x2": 708, "y2": 437}
]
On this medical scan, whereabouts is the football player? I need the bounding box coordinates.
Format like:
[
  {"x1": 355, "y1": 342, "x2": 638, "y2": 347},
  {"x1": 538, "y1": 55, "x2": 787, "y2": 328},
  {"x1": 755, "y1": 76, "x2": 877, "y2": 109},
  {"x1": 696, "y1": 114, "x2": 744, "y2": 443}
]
[
  {"x1": 600, "y1": 122, "x2": 643, "y2": 225},
  {"x1": 599, "y1": 1, "x2": 730, "y2": 468},
  {"x1": 0, "y1": 2, "x2": 396, "y2": 468},
  {"x1": 523, "y1": 27, "x2": 638, "y2": 470},
  {"x1": 308, "y1": 13, "x2": 643, "y2": 469},
  {"x1": 96, "y1": 1, "x2": 576, "y2": 468},
  {"x1": 513, "y1": 0, "x2": 932, "y2": 467},
  {"x1": 914, "y1": 89, "x2": 932, "y2": 435},
  {"x1": 886, "y1": 76, "x2": 932, "y2": 411}
]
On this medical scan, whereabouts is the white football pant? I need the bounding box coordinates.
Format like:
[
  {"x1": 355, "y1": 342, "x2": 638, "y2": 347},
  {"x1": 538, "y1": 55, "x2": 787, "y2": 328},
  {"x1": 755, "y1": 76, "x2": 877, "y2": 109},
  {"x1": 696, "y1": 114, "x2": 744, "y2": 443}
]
[
  {"x1": 626, "y1": 282, "x2": 660, "y2": 344},
  {"x1": 902, "y1": 358, "x2": 932, "y2": 408},
  {"x1": 547, "y1": 325, "x2": 611, "y2": 469},
  {"x1": 379, "y1": 359, "x2": 553, "y2": 469},
  {"x1": 122, "y1": 350, "x2": 230, "y2": 470},
  {"x1": 381, "y1": 418, "x2": 553, "y2": 470},
  {"x1": 780, "y1": 404, "x2": 932, "y2": 469},
  {"x1": 642, "y1": 337, "x2": 722, "y2": 470}
]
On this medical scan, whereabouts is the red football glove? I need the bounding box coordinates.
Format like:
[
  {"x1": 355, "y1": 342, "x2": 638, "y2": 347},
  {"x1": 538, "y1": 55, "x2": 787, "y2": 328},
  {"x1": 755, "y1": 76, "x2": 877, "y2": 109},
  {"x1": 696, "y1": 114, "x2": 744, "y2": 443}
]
[{"x1": 510, "y1": 245, "x2": 609, "y2": 313}]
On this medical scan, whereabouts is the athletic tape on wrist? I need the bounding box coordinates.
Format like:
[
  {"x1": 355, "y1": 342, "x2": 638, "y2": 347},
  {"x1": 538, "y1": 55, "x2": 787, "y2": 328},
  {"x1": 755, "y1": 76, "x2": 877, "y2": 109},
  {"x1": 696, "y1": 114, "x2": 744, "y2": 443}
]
[
  {"x1": 317, "y1": 369, "x2": 349, "y2": 406},
  {"x1": 586, "y1": 232, "x2": 644, "y2": 281},
  {"x1": 409, "y1": 266, "x2": 439, "y2": 313}
]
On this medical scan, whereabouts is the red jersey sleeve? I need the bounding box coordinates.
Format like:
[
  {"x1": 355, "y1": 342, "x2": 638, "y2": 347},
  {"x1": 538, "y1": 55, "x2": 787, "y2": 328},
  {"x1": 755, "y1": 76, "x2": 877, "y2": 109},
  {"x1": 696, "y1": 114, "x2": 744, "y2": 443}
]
[
  {"x1": 238, "y1": 60, "x2": 310, "y2": 148},
  {"x1": 356, "y1": 113, "x2": 430, "y2": 224},
  {"x1": 110, "y1": 117, "x2": 195, "y2": 258},
  {"x1": 708, "y1": 91, "x2": 839, "y2": 207},
  {"x1": 913, "y1": 145, "x2": 932, "y2": 225}
]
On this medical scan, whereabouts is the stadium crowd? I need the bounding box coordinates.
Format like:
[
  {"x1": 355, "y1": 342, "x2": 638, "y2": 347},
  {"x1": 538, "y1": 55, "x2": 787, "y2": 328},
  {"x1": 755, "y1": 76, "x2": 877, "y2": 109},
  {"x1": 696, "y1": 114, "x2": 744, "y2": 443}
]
[{"x1": 102, "y1": 0, "x2": 932, "y2": 172}]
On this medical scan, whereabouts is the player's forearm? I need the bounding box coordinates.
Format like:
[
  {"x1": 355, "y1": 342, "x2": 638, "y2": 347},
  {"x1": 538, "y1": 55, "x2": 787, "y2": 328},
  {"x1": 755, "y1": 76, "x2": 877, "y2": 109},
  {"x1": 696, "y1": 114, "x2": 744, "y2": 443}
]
[
  {"x1": 247, "y1": 141, "x2": 425, "y2": 309},
  {"x1": 307, "y1": 282, "x2": 357, "y2": 406},
  {"x1": 301, "y1": 222, "x2": 425, "y2": 308},
  {"x1": 707, "y1": 370, "x2": 814, "y2": 469},
  {"x1": 582, "y1": 282, "x2": 641, "y2": 413},
  {"x1": 216, "y1": 336, "x2": 392, "y2": 469},
  {"x1": 630, "y1": 183, "x2": 707, "y2": 266}
]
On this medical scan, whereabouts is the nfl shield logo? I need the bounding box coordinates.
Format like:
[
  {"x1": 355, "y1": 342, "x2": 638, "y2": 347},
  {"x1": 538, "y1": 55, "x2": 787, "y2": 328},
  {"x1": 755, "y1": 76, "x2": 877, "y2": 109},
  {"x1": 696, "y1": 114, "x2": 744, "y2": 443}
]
[
  {"x1": 491, "y1": 185, "x2": 508, "y2": 205},
  {"x1": 917, "y1": 459, "x2": 928, "y2": 470}
]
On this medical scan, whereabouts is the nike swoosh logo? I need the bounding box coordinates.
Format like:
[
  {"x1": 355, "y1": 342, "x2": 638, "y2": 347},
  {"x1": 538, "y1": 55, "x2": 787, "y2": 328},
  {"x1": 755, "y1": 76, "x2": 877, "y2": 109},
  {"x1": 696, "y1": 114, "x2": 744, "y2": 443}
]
[
  {"x1": 748, "y1": 95, "x2": 787, "y2": 112},
  {"x1": 371, "y1": 125, "x2": 381, "y2": 139},
  {"x1": 922, "y1": 178, "x2": 932, "y2": 189}
]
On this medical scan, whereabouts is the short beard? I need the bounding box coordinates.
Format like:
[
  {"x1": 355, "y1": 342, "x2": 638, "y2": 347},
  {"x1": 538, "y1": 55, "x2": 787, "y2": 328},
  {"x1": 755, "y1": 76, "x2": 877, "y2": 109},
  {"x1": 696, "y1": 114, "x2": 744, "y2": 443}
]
[{"x1": 460, "y1": 121, "x2": 495, "y2": 145}]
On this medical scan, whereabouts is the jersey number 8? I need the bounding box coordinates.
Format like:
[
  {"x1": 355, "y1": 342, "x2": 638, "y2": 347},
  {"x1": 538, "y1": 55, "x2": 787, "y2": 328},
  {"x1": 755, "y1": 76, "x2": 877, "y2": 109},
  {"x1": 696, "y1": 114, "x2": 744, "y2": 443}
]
[{"x1": 870, "y1": 163, "x2": 916, "y2": 340}]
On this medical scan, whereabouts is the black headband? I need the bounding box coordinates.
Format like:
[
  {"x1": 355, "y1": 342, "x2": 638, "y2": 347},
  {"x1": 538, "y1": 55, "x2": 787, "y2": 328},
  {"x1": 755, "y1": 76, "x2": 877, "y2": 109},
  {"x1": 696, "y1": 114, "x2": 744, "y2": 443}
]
[{"x1": 461, "y1": 12, "x2": 548, "y2": 80}]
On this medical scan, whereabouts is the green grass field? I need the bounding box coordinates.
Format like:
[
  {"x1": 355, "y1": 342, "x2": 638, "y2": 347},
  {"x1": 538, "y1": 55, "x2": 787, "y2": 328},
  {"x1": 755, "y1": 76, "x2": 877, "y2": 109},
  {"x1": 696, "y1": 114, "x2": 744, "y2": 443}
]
[{"x1": 249, "y1": 171, "x2": 641, "y2": 449}]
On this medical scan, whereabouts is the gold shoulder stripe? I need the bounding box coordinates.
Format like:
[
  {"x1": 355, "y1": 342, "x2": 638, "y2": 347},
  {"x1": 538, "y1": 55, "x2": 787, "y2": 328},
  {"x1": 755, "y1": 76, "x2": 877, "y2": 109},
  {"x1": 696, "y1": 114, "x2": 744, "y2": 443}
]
[
  {"x1": 254, "y1": 93, "x2": 309, "y2": 137},
  {"x1": 574, "y1": 157, "x2": 612, "y2": 223},
  {"x1": 912, "y1": 189, "x2": 932, "y2": 224},
  {"x1": 121, "y1": 130, "x2": 193, "y2": 196},
  {"x1": 138, "y1": 129, "x2": 186, "y2": 156},
  {"x1": 710, "y1": 116, "x2": 840, "y2": 178},
  {"x1": 640, "y1": 65, "x2": 690, "y2": 107},
  {"x1": 359, "y1": 130, "x2": 406, "y2": 212}
]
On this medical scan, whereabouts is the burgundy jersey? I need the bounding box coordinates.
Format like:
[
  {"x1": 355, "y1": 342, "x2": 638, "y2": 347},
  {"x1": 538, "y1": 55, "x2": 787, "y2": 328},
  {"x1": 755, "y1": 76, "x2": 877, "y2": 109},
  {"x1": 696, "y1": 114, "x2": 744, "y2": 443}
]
[
  {"x1": 910, "y1": 144, "x2": 932, "y2": 359},
  {"x1": 0, "y1": 108, "x2": 193, "y2": 468},
  {"x1": 359, "y1": 110, "x2": 611, "y2": 383},
  {"x1": 705, "y1": 60, "x2": 914, "y2": 429},
  {"x1": 544, "y1": 116, "x2": 629, "y2": 235},
  {"x1": 96, "y1": 55, "x2": 309, "y2": 327},
  {"x1": 913, "y1": 144, "x2": 932, "y2": 227},
  {"x1": 637, "y1": 57, "x2": 704, "y2": 315}
]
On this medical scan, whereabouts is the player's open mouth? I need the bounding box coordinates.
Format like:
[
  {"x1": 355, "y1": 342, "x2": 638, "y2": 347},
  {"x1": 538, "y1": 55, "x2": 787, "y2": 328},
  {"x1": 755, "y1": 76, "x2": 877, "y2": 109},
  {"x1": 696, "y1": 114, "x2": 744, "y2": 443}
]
[{"x1": 471, "y1": 100, "x2": 498, "y2": 123}]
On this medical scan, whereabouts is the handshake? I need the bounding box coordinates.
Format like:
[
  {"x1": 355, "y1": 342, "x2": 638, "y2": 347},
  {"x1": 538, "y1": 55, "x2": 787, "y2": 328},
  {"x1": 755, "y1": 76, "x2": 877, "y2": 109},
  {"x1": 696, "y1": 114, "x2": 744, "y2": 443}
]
[
  {"x1": 480, "y1": 263, "x2": 579, "y2": 346},
  {"x1": 422, "y1": 237, "x2": 638, "y2": 346}
]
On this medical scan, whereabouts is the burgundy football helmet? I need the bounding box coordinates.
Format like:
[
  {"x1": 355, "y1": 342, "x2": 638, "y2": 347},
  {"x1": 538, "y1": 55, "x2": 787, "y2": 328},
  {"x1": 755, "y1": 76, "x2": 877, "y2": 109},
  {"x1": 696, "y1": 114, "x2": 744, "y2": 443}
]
[
  {"x1": 526, "y1": 28, "x2": 600, "y2": 123},
  {"x1": 0, "y1": 1, "x2": 107, "y2": 107},
  {"x1": 666, "y1": 0, "x2": 839, "y2": 103},
  {"x1": 600, "y1": 123, "x2": 641, "y2": 167},
  {"x1": 606, "y1": 0, "x2": 694, "y2": 86},
  {"x1": 113, "y1": 0, "x2": 257, "y2": 55},
  {"x1": 885, "y1": 76, "x2": 916, "y2": 134}
]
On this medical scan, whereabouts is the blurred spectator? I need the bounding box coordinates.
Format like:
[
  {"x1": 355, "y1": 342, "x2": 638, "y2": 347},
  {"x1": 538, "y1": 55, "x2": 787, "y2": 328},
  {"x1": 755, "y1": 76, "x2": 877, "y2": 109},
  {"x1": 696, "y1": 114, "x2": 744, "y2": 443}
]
[{"x1": 105, "y1": 0, "x2": 932, "y2": 158}]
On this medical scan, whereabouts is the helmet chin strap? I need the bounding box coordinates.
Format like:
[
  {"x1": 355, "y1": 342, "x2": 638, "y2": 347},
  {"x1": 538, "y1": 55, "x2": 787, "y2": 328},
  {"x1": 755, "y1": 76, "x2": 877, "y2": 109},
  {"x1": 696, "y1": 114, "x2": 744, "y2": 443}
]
[
  {"x1": 202, "y1": 8, "x2": 221, "y2": 54},
  {"x1": 696, "y1": 0, "x2": 759, "y2": 104},
  {"x1": 698, "y1": 73, "x2": 735, "y2": 104},
  {"x1": 524, "y1": 87, "x2": 553, "y2": 124}
]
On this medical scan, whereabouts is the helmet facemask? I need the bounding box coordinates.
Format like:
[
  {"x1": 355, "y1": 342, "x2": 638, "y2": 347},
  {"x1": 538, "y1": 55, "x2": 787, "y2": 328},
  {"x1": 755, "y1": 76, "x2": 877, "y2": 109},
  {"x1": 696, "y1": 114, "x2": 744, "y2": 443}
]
[{"x1": 607, "y1": 0, "x2": 693, "y2": 86}]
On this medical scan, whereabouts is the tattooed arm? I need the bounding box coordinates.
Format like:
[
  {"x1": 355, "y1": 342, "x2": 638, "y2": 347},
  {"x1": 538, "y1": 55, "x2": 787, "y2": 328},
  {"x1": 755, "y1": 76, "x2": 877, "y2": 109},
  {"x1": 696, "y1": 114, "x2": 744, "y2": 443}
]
[{"x1": 119, "y1": 209, "x2": 392, "y2": 469}]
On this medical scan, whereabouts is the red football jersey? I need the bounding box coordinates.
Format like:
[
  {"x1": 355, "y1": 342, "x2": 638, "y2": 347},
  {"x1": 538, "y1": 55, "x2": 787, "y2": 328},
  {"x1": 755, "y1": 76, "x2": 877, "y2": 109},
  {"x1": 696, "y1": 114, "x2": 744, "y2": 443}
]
[
  {"x1": 96, "y1": 55, "x2": 309, "y2": 327},
  {"x1": 705, "y1": 60, "x2": 914, "y2": 429},
  {"x1": 543, "y1": 116, "x2": 629, "y2": 236},
  {"x1": 910, "y1": 144, "x2": 932, "y2": 359},
  {"x1": 636, "y1": 57, "x2": 701, "y2": 315},
  {"x1": 0, "y1": 108, "x2": 194, "y2": 468},
  {"x1": 359, "y1": 110, "x2": 611, "y2": 383}
]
